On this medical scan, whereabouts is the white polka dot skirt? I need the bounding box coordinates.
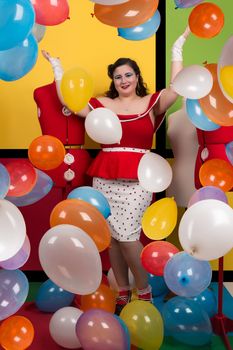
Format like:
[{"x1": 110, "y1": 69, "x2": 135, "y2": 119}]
[{"x1": 93, "y1": 177, "x2": 153, "y2": 242}]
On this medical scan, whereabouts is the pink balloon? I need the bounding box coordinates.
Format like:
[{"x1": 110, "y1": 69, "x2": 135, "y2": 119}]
[{"x1": 188, "y1": 186, "x2": 228, "y2": 208}]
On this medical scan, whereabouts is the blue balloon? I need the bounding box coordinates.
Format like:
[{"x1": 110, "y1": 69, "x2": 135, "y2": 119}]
[
  {"x1": 35, "y1": 279, "x2": 75, "y2": 313},
  {"x1": 0, "y1": 163, "x2": 10, "y2": 199},
  {"x1": 164, "y1": 252, "x2": 212, "y2": 297},
  {"x1": 113, "y1": 315, "x2": 131, "y2": 350},
  {"x1": 118, "y1": 10, "x2": 161, "y2": 41},
  {"x1": 162, "y1": 296, "x2": 213, "y2": 346},
  {"x1": 148, "y1": 273, "x2": 170, "y2": 297},
  {"x1": 226, "y1": 140, "x2": 233, "y2": 165},
  {"x1": 190, "y1": 288, "x2": 217, "y2": 318},
  {"x1": 0, "y1": 34, "x2": 38, "y2": 81},
  {"x1": 0, "y1": 269, "x2": 29, "y2": 321},
  {"x1": 68, "y1": 186, "x2": 111, "y2": 219},
  {"x1": 6, "y1": 169, "x2": 53, "y2": 207},
  {"x1": 0, "y1": 0, "x2": 35, "y2": 50},
  {"x1": 186, "y1": 99, "x2": 220, "y2": 131}
]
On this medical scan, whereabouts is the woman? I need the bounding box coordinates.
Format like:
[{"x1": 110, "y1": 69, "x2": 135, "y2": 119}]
[{"x1": 42, "y1": 25, "x2": 190, "y2": 314}]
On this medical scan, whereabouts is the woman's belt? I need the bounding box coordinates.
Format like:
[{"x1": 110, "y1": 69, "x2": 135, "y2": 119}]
[
  {"x1": 64, "y1": 145, "x2": 83, "y2": 149},
  {"x1": 102, "y1": 147, "x2": 149, "y2": 153}
]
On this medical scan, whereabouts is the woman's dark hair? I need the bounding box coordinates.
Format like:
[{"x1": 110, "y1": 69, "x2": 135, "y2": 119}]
[{"x1": 105, "y1": 58, "x2": 149, "y2": 98}]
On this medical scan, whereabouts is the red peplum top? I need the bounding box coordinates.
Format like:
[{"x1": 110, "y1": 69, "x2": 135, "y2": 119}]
[
  {"x1": 195, "y1": 126, "x2": 233, "y2": 190},
  {"x1": 87, "y1": 91, "x2": 165, "y2": 180}
]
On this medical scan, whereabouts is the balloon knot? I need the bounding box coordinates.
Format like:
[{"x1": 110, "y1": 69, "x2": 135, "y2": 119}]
[
  {"x1": 67, "y1": 16, "x2": 70, "y2": 20},
  {"x1": 91, "y1": 13, "x2": 95, "y2": 18},
  {"x1": 203, "y1": 60, "x2": 208, "y2": 65},
  {"x1": 175, "y1": 6, "x2": 178, "y2": 9}
]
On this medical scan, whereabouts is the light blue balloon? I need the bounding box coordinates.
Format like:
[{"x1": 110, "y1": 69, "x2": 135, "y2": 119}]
[
  {"x1": 118, "y1": 10, "x2": 161, "y2": 41},
  {"x1": 6, "y1": 169, "x2": 53, "y2": 207},
  {"x1": 35, "y1": 279, "x2": 75, "y2": 313},
  {"x1": 226, "y1": 140, "x2": 233, "y2": 165},
  {"x1": 0, "y1": 0, "x2": 35, "y2": 50},
  {"x1": 0, "y1": 269, "x2": 29, "y2": 321},
  {"x1": 0, "y1": 163, "x2": 10, "y2": 199},
  {"x1": 0, "y1": 33, "x2": 38, "y2": 81},
  {"x1": 162, "y1": 296, "x2": 213, "y2": 346},
  {"x1": 68, "y1": 186, "x2": 111, "y2": 219},
  {"x1": 186, "y1": 99, "x2": 220, "y2": 131},
  {"x1": 190, "y1": 288, "x2": 217, "y2": 318},
  {"x1": 164, "y1": 252, "x2": 212, "y2": 297}
]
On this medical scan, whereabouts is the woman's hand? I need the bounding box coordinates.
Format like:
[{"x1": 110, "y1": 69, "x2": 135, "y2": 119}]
[{"x1": 41, "y1": 49, "x2": 52, "y2": 61}]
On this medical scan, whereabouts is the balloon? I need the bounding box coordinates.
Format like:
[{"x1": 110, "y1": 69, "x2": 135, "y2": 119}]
[
  {"x1": 80, "y1": 283, "x2": 116, "y2": 313},
  {"x1": 113, "y1": 315, "x2": 131, "y2": 350},
  {"x1": 164, "y1": 252, "x2": 212, "y2": 297},
  {"x1": 0, "y1": 0, "x2": 35, "y2": 51},
  {"x1": 189, "y1": 2, "x2": 224, "y2": 38},
  {"x1": 120, "y1": 300, "x2": 164, "y2": 349},
  {"x1": 186, "y1": 99, "x2": 220, "y2": 131},
  {"x1": 32, "y1": 23, "x2": 46, "y2": 42},
  {"x1": 39, "y1": 224, "x2": 102, "y2": 294},
  {"x1": 0, "y1": 34, "x2": 38, "y2": 81},
  {"x1": 188, "y1": 186, "x2": 228, "y2": 207},
  {"x1": 142, "y1": 197, "x2": 178, "y2": 240},
  {"x1": 94, "y1": 0, "x2": 159, "y2": 28},
  {"x1": 85, "y1": 108, "x2": 122, "y2": 144},
  {"x1": 199, "y1": 64, "x2": 233, "y2": 126},
  {"x1": 28, "y1": 135, "x2": 66, "y2": 171},
  {"x1": 6, "y1": 169, "x2": 53, "y2": 207},
  {"x1": 172, "y1": 65, "x2": 213, "y2": 99},
  {"x1": 191, "y1": 288, "x2": 217, "y2": 318},
  {"x1": 174, "y1": 0, "x2": 203, "y2": 8},
  {"x1": 148, "y1": 274, "x2": 170, "y2": 297},
  {"x1": 67, "y1": 186, "x2": 111, "y2": 219},
  {"x1": 178, "y1": 199, "x2": 233, "y2": 260},
  {"x1": 226, "y1": 141, "x2": 233, "y2": 165},
  {"x1": 91, "y1": 0, "x2": 129, "y2": 4},
  {"x1": 31, "y1": 0, "x2": 69, "y2": 26},
  {"x1": 35, "y1": 279, "x2": 75, "y2": 312},
  {"x1": 199, "y1": 158, "x2": 233, "y2": 192},
  {"x1": 49, "y1": 306, "x2": 82, "y2": 349},
  {"x1": 118, "y1": 10, "x2": 161, "y2": 41},
  {"x1": 107, "y1": 268, "x2": 135, "y2": 291},
  {"x1": 138, "y1": 152, "x2": 172, "y2": 193},
  {"x1": 162, "y1": 296, "x2": 213, "y2": 346},
  {"x1": 0, "y1": 199, "x2": 26, "y2": 261},
  {"x1": 0, "y1": 316, "x2": 34, "y2": 350},
  {"x1": 60, "y1": 67, "x2": 94, "y2": 113},
  {"x1": 217, "y1": 36, "x2": 233, "y2": 103},
  {"x1": 50, "y1": 199, "x2": 111, "y2": 252},
  {"x1": 0, "y1": 163, "x2": 10, "y2": 199},
  {"x1": 5, "y1": 159, "x2": 37, "y2": 197},
  {"x1": 141, "y1": 241, "x2": 180, "y2": 276},
  {"x1": 0, "y1": 269, "x2": 29, "y2": 321},
  {"x1": 0, "y1": 235, "x2": 30, "y2": 270},
  {"x1": 76, "y1": 309, "x2": 131, "y2": 350}
]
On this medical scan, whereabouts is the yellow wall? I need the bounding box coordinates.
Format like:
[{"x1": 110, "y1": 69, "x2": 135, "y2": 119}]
[{"x1": 0, "y1": 0, "x2": 155, "y2": 149}]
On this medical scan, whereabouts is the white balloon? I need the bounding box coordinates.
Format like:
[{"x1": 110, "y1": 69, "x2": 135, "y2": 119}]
[
  {"x1": 32, "y1": 23, "x2": 46, "y2": 43},
  {"x1": 49, "y1": 306, "x2": 82, "y2": 349},
  {"x1": 85, "y1": 107, "x2": 122, "y2": 144},
  {"x1": 107, "y1": 267, "x2": 135, "y2": 291},
  {"x1": 179, "y1": 199, "x2": 233, "y2": 261},
  {"x1": 217, "y1": 36, "x2": 233, "y2": 103},
  {"x1": 172, "y1": 65, "x2": 213, "y2": 99},
  {"x1": 90, "y1": 0, "x2": 129, "y2": 4},
  {"x1": 138, "y1": 152, "x2": 173, "y2": 193},
  {"x1": 0, "y1": 199, "x2": 26, "y2": 261},
  {"x1": 39, "y1": 224, "x2": 102, "y2": 294}
]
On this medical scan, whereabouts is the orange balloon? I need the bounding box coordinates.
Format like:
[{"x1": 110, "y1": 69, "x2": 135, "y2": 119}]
[
  {"x1": 80, "y1": 283, "x2": 116, "y2": 313},
  {"x1": 199, "y1": 64, "x2": 233, "y2": 126},
  {"x1": 6, "y1": 159, "x2": 37, "y2": 197},
  {"x1": 189, "y1": 2, "x2": 224, "y2": 38},
  {"x1": 94, "y1": 0, "x2": 159, "y2": 28},
  {"x1": 28, "y1": 135, "x2": 66, "y2": 170},
  {"x1": 199, "y1": 158, "x2": 233, "y2": 192},
  {"x1": 0, "y1": 316, "x2": 34, "y2": 350},
  {"x1": 50, "y1": 198, "x2": 111, "y2": 252}
]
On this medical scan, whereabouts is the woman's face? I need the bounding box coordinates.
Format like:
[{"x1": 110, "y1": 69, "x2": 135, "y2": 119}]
[{"x1": 113, "y1": 64, "x2": 138, "y2": 97}]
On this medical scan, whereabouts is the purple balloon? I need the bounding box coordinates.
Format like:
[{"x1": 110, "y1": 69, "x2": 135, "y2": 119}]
[
  {"x1": 174, "y1": 0, "x2": 203, "y2": 8},
  {"x1": 76, "y1": 309, "x2": 129, "y2": 350},
  {"x1": 0, "y1": 235, "x2": 30, "y2": 270},
  {"x1": 0, "y1": 269, "x2": 29, "y2": 320},
  {"x1": 188, "y1": 186, "x2": 228, "y2": 208},
  {"x1": 226, "y1": 141, "x2": 233, "y2": 166}
]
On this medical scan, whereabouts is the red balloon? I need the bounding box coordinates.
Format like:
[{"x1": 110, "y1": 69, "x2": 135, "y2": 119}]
[
  {"x1": 5, "y1": 159, "x2": 37, "y2": 197},
  {"x1": 31, "y1": 0, "x2": 69, "y2": 26},
  {"x1": 141, "y1": 241, "x2": 179, "y2": 276}
]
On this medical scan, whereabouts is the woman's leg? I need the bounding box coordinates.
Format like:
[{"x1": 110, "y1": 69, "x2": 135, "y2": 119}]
[{"x1": 108, "y1": 237, "x2": 129, "y2": 288}]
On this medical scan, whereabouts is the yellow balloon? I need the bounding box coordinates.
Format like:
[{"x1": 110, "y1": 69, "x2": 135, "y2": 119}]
[
  {"x1": 142, "y1": 197, "x2": 178, "y2": 240},
  {"x1": 220, "y1": 65, "x2": 233, "y2": 99},
  {"x1": 61, "y1": 66, "x2": 94, "y2": 112},
  {"x1": 120, "y1": 300, "x2": 164, "y2": 350}
]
